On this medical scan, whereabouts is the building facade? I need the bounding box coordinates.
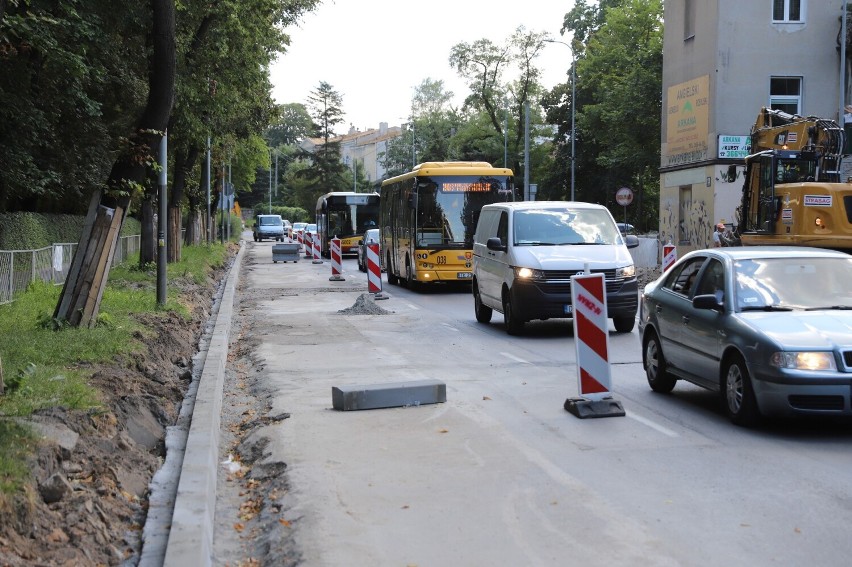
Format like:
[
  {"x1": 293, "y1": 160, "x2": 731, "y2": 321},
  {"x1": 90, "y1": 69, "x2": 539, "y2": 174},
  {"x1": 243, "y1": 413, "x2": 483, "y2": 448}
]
[{"x1": 661, "y1": 0, "x2": 849, "y2": 252}]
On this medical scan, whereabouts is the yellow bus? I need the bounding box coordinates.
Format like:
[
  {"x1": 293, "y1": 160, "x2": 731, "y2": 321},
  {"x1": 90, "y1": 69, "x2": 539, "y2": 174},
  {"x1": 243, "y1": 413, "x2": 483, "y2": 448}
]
[
  {"x1": 380, "y1": 162, "x2": 516, "y2": 289},
  {"x1": 315, "y1": 191, "x2": 380, "y2": 258}
]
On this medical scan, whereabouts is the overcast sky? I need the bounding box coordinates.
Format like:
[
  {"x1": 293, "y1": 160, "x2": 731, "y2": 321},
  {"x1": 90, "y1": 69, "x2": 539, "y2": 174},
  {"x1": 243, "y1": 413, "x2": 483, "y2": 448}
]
[{"x1": 270, "y1": 0, "x2": 578, "y2": 133}]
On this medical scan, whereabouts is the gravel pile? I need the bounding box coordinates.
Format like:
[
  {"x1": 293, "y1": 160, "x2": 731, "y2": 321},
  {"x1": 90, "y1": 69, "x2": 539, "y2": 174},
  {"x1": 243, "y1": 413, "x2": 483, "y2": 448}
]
[{"x1": 337, "y1": 293, "x2": 393, "y2": 315}]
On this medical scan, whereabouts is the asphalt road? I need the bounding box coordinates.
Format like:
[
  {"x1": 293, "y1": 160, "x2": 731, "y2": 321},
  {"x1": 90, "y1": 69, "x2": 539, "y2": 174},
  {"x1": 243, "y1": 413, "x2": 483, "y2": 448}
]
[{"x1": 185, "y1": 238, "x2": 852, "y2": 567}]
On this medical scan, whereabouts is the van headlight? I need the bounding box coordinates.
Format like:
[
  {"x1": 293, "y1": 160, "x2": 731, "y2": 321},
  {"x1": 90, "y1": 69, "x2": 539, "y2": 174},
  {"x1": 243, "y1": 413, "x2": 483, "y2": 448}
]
[
  {"x1": 770, "y1": 352, "x2": 836, "y2": 371},
  {"x1": 617, "y1": 265, "x2": 635, "y2": 279},
  {"x1": 513, "y1": 267, "x2": 545, "y2": 281}
]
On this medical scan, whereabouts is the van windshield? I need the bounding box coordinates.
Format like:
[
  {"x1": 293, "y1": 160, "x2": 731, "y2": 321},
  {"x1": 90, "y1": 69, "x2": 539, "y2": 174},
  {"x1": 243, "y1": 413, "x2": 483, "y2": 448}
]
[
  {"x1": 512, "y1": 208, "x2": 622, "y2": 246},
  {"x1": 259, "y1": 217, "x2": 282, "y2": 226}
]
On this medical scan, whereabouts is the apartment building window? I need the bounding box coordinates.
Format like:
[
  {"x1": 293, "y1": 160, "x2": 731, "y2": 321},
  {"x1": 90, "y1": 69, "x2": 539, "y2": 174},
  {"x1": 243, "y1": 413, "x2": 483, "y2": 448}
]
[
  {"x1": 773, "y1": 0, "x2": 803, "y2": 23},
  {"x1": 770, "y1": 77, "x2": 802, "y2": 114}
]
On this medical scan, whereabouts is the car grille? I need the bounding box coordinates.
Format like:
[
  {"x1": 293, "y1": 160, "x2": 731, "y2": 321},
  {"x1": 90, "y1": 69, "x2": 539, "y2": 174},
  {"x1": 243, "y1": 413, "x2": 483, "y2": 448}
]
[
  {"x1": 787, "y1": 395, "x2": 846, "y2": 411},
  {"x1": 842, "y1": 351, "x2": 852, "y2": 368},
  {"x1": 537, "y1": 269, "x2": 631, "y2": 294}
]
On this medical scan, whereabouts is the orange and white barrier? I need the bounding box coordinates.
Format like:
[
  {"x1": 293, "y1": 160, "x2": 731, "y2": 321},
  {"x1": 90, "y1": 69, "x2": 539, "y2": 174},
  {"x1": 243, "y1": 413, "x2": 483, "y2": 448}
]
[
  {"x1": 329, "y1": 238, "x2": 345, "y2": 281},
  {"x1": 564, "y1": 272, "x2": 624, "y2": 418},
  {"x1": 303, "y1": 233, "x2": 312, "y2": 258},
  {"x1": 662, "y1": 242, "x2": 677, "y2": 272},
  {"x1": 312, "y1": 234, "x2": 322, "y2": 264},
  {"x1": 367, "y1": 243, "x2": 387, "y2": 299}
]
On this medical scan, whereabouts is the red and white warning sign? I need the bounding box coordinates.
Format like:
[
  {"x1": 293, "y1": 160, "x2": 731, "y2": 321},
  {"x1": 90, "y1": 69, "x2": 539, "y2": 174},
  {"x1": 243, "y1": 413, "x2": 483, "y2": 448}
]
[{"x1": 570, "y1": 272, "x2": 612, "y2": 400}]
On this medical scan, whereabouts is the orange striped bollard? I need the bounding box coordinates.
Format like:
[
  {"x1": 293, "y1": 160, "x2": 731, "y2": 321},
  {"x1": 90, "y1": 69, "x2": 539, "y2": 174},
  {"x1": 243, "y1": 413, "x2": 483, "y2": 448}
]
[
  {"x1": 367, "y1": 243, "x2": 387, "y2": 300},
  {"x1": 312, "y1": 234, "x2": 322, "y2": 264},
  {"x1": 329, "y1": 238, "x2": 345, "y2": 281}
]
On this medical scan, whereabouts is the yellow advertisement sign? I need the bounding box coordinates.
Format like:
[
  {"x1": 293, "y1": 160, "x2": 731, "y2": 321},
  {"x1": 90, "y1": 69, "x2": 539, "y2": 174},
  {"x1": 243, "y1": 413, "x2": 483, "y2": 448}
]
[{"x1": 666, "y1": 75, "x2": 709, "y2": 166}]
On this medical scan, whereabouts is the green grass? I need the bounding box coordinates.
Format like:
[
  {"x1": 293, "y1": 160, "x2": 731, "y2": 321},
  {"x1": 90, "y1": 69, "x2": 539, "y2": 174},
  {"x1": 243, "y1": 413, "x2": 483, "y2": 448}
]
[{"x1": 0, "y1": 241, "x2": 230, "y2": 495}]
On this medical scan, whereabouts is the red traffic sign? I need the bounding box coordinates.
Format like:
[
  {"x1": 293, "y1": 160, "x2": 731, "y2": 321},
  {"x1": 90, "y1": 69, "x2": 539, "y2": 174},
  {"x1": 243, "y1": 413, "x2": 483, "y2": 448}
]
[{"x1": 615, "y1": 187, "x2": 633, "y2": 206}]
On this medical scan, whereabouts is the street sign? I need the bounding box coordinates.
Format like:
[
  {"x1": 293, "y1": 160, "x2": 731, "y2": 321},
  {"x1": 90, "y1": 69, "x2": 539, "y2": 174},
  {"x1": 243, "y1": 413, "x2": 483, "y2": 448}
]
[{"x1": 615, "y1": 187, "x2": 633, "y2": 206}]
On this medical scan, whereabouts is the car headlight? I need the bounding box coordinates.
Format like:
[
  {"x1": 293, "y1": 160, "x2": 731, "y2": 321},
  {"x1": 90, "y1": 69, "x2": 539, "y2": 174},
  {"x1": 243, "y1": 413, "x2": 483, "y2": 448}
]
[
  {"x1": 513, "y1": 267, "x2": 545, "y2": 280},
  {"x1": 616, "y1": 264, "x2": 635, "y2": 279},
  {"x1": 770, "y1": 352, "x2": 837, "y2": 371}
]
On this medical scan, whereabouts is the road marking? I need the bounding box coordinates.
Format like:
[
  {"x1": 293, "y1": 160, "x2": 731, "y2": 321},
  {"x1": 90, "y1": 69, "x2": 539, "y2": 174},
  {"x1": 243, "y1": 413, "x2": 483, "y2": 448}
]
[
  {"x1": 441, "y1": 323, "x2": 459, "y2": 332},
  {"x1": 500, "y1": 352, "x2": 531, "y2": 364},
  {"x1": 406, "y1": 303, "x2": 419, "y2": 310},
  {"x1": 627, "y1": 412, "x2": 679, "y2": 437}
]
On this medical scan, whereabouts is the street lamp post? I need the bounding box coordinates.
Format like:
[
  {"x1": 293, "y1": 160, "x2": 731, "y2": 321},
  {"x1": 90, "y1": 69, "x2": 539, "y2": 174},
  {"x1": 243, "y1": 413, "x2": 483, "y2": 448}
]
[{"x1": 544, "y1": 38, "x2": 576, "y2": 201}]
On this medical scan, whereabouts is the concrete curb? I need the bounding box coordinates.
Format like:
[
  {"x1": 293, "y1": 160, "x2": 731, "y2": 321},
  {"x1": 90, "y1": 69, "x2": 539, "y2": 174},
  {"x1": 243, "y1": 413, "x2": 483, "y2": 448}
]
[{"x1": 161, "y1": 241, "x2": 245, "y2": 567}]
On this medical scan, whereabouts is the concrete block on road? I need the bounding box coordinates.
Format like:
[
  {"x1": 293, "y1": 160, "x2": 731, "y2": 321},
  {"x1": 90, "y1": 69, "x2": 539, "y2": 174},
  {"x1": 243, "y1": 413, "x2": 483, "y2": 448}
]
[{"x1": 332, "y1": 379, "x2": 446, "y2": 411}]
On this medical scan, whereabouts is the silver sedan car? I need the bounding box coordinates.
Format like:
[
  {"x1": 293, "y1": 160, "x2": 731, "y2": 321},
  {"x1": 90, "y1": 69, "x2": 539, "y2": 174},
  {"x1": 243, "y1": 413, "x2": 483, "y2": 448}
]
[{"x1": 638, "y1": 246, "x2": 852, "y2": 426}]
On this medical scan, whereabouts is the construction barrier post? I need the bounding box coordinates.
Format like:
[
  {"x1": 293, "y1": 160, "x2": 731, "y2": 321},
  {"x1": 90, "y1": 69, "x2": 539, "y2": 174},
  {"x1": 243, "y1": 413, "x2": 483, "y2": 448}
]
[
  {"x1": 564, "y1": 272, "x2": 625, "y2": 419},
  {"x1": 367, "y1": 243, "x2": 387, "y2": 300},
  {"x1": 329, "y1": 238, "x2": 345, "y2": 281},
  {"x1": 312, "y1": 233, "x2": 323, "y2": 264},
  {"x1": 662, "y1": 242, "x2": 677, "y2": 273}
]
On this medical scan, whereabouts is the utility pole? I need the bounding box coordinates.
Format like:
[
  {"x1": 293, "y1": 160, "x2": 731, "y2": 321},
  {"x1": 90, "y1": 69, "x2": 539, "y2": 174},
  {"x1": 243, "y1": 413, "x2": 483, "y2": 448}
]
[
  {"x1": 205, "y1": 137, "x2": 211, "y2": 243},
  {"x1": 156, "y1": 132, "x2": 167, "y2": 305},
  {"x1": 524, "y1": 101, "x2": 530, "y2": 201}
]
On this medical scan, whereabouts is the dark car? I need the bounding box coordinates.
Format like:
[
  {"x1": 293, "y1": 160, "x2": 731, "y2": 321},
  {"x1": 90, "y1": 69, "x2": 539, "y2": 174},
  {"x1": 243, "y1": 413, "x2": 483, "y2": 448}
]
[
  {"x1": 638, "y1": 246, "x2": 852, "y2": 426},
  {"x1": 357, "y1": 228, "x2": 380, "y2": 272}
]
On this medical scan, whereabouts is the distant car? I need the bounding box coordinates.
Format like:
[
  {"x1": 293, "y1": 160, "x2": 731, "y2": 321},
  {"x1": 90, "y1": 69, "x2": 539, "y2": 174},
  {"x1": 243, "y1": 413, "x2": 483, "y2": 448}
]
[
  {"x1": 253, "y1": 214, "x2": 285, "y2": 242},
  {"x1": 290, "y1": 222, "x2": 307, "y2": 241},
  {"x1": 357, "y1": 228, "x2": 381, "y2": 272},
  {"x1": 616, "y1": 222, "x2": 635, "y2": 235},
  {"x1": 639, "y1": 246, "x2": 852, "y2": 426}
]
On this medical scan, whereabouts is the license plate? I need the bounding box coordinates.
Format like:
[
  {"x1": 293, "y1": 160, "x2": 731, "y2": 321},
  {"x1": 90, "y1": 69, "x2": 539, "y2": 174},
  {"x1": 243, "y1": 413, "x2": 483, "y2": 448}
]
[
  {"x1": 457, "y1": 272, "x2": 472, "y2": 279},
  {"x1": 564, "y1": 305, "x2": 573, "y2": 315}
]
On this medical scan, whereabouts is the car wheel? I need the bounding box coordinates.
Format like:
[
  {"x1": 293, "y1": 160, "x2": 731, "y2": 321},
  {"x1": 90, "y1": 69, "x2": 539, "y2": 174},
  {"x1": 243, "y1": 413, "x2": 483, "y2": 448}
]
[
  {"x1": 502, "y1": 291, "x2": 524, "y2": 335},
  {"x1": 386, "y1": 253, "x2": 399, "y2": 285},
  {"x1": 722, "y1": 354, "x2": 760, "y2": 426},
  {"x1": 473, "y1": 282, "x2": 492, "y2": 323},
  {"x1": 643, "y1": 330, "x2": 676, "y2": 393},
  {"x1": 613, "y1": 316, "x2": 635, "y2": 333}
]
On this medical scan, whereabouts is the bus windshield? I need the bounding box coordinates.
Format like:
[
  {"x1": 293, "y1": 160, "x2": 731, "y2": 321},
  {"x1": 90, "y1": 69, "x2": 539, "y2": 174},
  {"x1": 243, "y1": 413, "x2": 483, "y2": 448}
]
[{"x1": 415, "y1": 175, "x2": 513, "y2": 248}]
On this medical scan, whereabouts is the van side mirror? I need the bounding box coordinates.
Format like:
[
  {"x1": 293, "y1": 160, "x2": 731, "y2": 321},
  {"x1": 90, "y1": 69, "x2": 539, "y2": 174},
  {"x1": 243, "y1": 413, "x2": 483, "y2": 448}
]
[
  {"x1": 486, "y1": 237, "x2": 507, "y2": 252},
  {"x1": 624, "y1": 234, "x2": 639, "y2": 249}
]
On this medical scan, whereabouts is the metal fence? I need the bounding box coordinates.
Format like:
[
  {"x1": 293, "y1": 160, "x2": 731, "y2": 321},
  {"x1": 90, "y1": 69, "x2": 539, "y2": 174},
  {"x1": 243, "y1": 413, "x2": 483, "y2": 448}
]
[{"x1": 0, "y1": 234, "x2": 140, "y2": 305}]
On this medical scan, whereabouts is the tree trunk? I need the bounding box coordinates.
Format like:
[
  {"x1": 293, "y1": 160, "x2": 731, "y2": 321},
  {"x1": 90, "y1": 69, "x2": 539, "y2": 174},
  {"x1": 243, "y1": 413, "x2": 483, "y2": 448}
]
[
  {"x1": 54, "y1": 0, "x2": 175, "y2": 327},
  {"x1": 140, "y1": 199, "x2": 156, "y2": 264},
  {"x1": 168, "y1": 147, "x2": 199, "y2": 262}
]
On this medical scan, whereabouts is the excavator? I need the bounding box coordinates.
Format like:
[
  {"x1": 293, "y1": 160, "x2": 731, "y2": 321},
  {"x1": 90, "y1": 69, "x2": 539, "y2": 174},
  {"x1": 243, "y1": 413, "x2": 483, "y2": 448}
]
[{"x1": 735, "y1": 107, "x2": 852, "y2": 250}]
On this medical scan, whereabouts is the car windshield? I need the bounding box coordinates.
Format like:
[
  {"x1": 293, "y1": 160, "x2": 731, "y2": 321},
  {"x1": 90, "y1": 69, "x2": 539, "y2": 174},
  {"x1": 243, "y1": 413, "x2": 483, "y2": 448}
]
[
  {"x1": 734, "y1": 256, "x2": 852, "y2": 311},
  {"x1": 512, "y1": 208, "x2": 622, "y2": 246},
  {"x1": 306, "y1": 224, "x2": 316, "y2": 232},
  {"x1": 259, "y1": 217, "x2": 281, "y2": 226}
]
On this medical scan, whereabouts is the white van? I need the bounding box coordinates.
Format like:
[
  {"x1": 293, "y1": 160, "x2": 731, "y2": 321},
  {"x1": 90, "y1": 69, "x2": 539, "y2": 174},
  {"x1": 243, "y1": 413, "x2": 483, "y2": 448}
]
[{"x1": 472, "y1": 201, "x2": 640, "y2": 335}]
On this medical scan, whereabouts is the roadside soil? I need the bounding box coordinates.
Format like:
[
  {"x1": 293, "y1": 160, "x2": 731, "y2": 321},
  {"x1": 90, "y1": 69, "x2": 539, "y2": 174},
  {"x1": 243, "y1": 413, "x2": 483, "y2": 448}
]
[{"x1": 0, "y1": 244, "x2": 238, "y2": 567}]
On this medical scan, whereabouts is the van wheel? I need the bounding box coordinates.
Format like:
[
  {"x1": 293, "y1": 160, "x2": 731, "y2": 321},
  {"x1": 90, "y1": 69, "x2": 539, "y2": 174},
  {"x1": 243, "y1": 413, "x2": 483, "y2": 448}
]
[
  {"x1": 473, "y1": 282, "x2": 492, "y2": 323},
  {"x1": 613, "y1": 316, "x2": 635, "y2": 333},
  {"x1": 386, "y1": 253, "x2": 399, "y2": 285},
  {"x1": 502, "y1": 292, "x2": 524, "y2": 335}
]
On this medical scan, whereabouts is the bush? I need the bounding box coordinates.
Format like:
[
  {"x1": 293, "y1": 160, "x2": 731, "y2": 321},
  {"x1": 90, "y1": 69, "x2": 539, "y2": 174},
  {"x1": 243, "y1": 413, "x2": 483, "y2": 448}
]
[{"x1": 0, "y1": 212, "x2": 141, "y2": 250}]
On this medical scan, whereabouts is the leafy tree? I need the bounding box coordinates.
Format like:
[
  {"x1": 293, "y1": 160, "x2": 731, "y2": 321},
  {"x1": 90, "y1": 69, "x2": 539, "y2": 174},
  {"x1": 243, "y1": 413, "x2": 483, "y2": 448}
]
[
  {"x1": 545, "y1": 0, "x2": 662, "y2": 229},
  {"x1": 55, "y1": 0, "x2": 176, "y2": 326},
  {"x1": 268, "y1": 102, "x2": 313, "y2": 146},
  {"x1": 449, "y1": 27, "x2": 551, "y2": 178}
]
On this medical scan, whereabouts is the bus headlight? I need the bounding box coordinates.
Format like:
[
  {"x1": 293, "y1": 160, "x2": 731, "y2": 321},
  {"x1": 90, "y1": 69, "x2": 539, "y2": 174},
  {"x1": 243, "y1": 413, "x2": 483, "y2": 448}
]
[
  {"x1": 770, "y1": 351, "x2": 836, "y2": 371},
  {"x1": 513, "y1": 267, "x2": 545, "y2": 280}
]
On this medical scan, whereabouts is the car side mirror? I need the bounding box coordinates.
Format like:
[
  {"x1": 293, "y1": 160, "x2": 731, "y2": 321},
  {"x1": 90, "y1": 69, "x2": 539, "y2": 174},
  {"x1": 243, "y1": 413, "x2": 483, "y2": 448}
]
[
  {"x1": 486, "y1": 237, "x2": 507, "y2": 252},
  {"x1": 693, "y1": 293, "x2": 723, "y2": 311},
  {"x1": 624, "y1": 234, "x2": 640, "y2": 249}
]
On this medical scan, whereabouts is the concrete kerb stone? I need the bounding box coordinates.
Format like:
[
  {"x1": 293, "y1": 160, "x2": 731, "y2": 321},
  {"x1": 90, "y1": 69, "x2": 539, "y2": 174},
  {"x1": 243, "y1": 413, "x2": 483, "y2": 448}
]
[{"x1": 161, "y1": 241, "x2": 245, "y2": 567}]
